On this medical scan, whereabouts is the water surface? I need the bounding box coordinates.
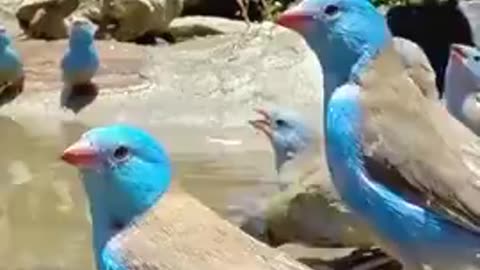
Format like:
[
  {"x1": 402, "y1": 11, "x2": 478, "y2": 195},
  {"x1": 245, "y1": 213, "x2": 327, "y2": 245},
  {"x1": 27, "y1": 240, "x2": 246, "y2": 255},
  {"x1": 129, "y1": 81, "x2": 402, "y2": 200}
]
[{"x1": 0, "y1": 115, "x2": 281, "y2": 270}]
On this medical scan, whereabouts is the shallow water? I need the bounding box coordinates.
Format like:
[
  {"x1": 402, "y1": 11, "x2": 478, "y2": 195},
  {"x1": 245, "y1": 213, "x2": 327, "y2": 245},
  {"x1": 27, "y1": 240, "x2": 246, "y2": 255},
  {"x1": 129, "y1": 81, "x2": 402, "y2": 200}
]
[{"x1": 0, "y1": 115, "x2": 284, "y2": 270}]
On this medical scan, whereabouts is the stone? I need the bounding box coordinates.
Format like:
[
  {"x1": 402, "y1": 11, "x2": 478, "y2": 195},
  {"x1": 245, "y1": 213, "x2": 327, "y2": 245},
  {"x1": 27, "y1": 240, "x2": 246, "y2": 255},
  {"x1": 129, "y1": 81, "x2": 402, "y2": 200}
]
[
  {"x1": 181, "y1": 0, "x2": 264, "y2": 21},
  {"x1": 0, "y1": 21, "x2": 323, "y2": 127},
  {"x1": 99, "y1": 0, "x2": 183, "y2": 42},
  {"x1": 169, "y1": 16, "x2": 249, "y2": 41},
  {"x1": 181, "y1": 0, "x2": 299, "y2": 22},
  {"x1": 15, "y1": 0, "x2": 78, "y2": 39}
]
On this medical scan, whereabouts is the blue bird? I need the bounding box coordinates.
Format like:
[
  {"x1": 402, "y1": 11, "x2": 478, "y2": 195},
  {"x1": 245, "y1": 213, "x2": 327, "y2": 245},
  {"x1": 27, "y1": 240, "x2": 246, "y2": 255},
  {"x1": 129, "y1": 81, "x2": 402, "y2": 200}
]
[
  {"x1": 249, "y1": 107, "x2": 378, "y2": 249},
  {"x1": 61, "y1": 124, "x2": 171, "y2": 270},
  {"x1": 61, "y1": 18, "x2": 99, "y2": 87},
  {"x1": 249, "y1": 108, "x2": 316, "y2": 174},
  {"x1": 0, "y1": 25, "x2": 24, "y2": 94},
  {"x1": 444, "y1": 43, "x2": 480, "y2": 136},
  {"x1": 278, "y1": 0, "x2": 480, "y2": 269}
]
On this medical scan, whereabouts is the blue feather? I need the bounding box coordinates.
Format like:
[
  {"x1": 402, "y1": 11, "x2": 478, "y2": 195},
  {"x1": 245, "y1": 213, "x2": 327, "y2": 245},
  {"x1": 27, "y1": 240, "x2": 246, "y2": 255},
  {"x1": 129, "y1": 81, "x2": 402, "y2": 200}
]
[
  {"x1": 63, "y1": 124, "x2": 171, "y2": 270},
  {"x1": 279, "y1": 0, "x2": 480, "y2": 268},
  {"x1": 327, "y1": 83, "x2": 480, "y2": 268},
  {"x1": 0, "y1": 27, "x2": 23, "y2": 84},
  {"x1": 61, "y1": 20, "x2": 99, "y2": 86}
]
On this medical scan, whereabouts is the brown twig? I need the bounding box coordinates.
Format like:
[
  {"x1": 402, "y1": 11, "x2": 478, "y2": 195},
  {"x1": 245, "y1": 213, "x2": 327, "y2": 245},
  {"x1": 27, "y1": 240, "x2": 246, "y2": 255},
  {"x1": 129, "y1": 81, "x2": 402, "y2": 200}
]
[{"x1": 235, "y1": 0, "x2": 251, "y2": 23}]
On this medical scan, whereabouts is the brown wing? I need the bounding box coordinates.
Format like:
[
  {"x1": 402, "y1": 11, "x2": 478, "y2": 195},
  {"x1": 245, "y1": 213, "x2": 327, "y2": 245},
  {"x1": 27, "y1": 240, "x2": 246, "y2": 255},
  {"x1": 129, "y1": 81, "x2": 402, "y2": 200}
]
[
  {"x1": 392, "y1": 37, "x2": 439, "y2": 101},
  {"x1": 108, "y1": 188, "x2": 312, "y2": 270},
  {"x1": 356, "y1": 42, "x2": 480, "y2": 233}
]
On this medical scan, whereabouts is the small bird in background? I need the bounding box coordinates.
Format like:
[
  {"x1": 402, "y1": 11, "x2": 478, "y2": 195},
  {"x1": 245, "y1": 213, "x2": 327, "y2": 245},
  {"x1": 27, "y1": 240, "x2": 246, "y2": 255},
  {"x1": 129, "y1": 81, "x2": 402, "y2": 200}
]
[
  {"x1": 248, "y1": 107, "x2": 379, "y2": 250},
  {"x1": 61, "y1": 124, "x2": 171, "y2": 270},
  {"x1": 249, "y1": 107, "x2": 317, "y2": 181},
  {"x1": 444, "y1": 43, "x2": 480, "y2": 135},
  {"x1": 0, "y1": 25, "x2": 24, "y2": 96},
  {"x1": 278, "y1": 0, "x2": 480, "y2": 269},
  {"x1": 61, "y1": 18, "x2": 99, "y2": 90}
]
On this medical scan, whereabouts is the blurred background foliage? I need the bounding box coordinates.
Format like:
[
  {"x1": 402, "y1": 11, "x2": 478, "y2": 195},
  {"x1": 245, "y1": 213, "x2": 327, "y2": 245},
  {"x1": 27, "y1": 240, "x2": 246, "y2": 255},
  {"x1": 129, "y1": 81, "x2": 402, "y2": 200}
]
[{"x1": 259, "y1": 0, "x2": 408, "y2": 21}]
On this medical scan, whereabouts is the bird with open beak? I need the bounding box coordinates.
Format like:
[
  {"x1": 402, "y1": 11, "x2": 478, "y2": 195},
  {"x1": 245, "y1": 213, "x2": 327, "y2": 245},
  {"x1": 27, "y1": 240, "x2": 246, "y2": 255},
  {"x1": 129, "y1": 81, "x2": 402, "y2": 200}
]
[
  {"x1": 444, "y1": 43, "x2": 480, "y2": 136},
  {"x1": 276, "y1": 0, "x2": 480, "y2": 269},
  {"x1": 249, "y1": 107, "x2": 315, "y2": 174},
  {"x1": 247, "y1": 107, "x2": 384, "y2": 261}
]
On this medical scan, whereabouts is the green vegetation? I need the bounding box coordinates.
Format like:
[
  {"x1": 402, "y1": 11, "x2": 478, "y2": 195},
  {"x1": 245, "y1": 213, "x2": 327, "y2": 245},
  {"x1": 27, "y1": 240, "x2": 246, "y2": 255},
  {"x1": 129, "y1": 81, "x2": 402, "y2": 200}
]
[{"x1": 260, "y1": 0, "x2": 407, "y2": 21}]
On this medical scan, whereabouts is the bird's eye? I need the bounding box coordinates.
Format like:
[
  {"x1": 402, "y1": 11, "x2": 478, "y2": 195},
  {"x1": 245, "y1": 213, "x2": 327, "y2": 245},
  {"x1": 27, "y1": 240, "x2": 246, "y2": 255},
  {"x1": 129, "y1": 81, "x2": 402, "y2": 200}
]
[
  {"x1": 275, "y1": 119, "x2": 287, "y2": 127},
  {"x1": 113, "y1": 146, "x2": 129, "y2": 161},
  {"x1": 324, "y1": 4, "x2": 339, "y2": 16},
  {"x1": 474, "y1": 55, "x2": 480, "y2": 62}
]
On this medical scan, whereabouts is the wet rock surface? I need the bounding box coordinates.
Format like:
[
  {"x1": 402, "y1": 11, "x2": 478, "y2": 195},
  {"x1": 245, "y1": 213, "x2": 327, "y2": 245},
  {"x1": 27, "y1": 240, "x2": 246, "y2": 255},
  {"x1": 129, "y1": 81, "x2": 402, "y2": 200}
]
[
  {"x1": 2, "y1": 22, "x2": 322, "y2": 129},
  {"x1": 16, "y1": 0, "x2": 78, "y2": 39}
]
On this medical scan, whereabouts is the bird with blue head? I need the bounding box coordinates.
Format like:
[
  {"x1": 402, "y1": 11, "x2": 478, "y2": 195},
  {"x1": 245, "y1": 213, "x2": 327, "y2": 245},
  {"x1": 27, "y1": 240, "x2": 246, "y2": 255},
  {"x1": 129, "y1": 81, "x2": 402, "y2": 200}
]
[
  {"x1": 61, "y1": 18, "x2": 99, "y2": 89},
  {"x1": 444, "y1": 43, "x2": 480, "y2": 136},
  {"x1": 61, "y1": 124, "x2": 171, "y2": 270},
  {"x1": 248, "y1": 107, "x2": 378, "y2": 250},
  {"x1": 0, "y1": 25, "x2": 24, "y2": 95},
  {"x1": 278, "y1": 0, "x2": 390, "y2": 95},
  {"x1": 278, "y1": 0, "x2": 480, "y2": 269},
  {"x1": 249, "y1": 107, "x2": 316, "y2": 174}
]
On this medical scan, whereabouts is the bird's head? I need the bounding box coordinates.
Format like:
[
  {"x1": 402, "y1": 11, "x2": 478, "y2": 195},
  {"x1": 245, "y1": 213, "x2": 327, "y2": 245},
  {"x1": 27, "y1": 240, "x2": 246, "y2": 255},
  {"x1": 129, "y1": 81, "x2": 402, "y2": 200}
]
[
  {"x1": 448, "y1": 44, "x2": 480, "y2": 80},
  {"x1": 0, "y1": 26, "x2": 12, "y2": 49},
  {"x1": 276, "y1": 0, "x2": 390, "y2": 88},
  {"x1": 69, "y1": 18, "x2": 96, "y2": 47},
  {"x1": 61, "y1": 124, "x2": 171, "y2": 231},
  {"x1": 249, "y1": 108, "x2": 314, "y2": 172}
]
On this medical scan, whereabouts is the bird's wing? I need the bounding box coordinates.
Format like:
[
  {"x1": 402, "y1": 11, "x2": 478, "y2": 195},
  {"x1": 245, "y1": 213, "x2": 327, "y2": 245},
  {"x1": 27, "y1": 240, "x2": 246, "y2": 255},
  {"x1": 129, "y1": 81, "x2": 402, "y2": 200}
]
[
  {"x1": 392, "y1": 37, "x2": 439, "y2": 101},
  {"x1": 356, "y1": 42, "x2": 480, "y2": 233},
  {"x1": 104, "y1": 188, "x2": 312, "y2": 270}
]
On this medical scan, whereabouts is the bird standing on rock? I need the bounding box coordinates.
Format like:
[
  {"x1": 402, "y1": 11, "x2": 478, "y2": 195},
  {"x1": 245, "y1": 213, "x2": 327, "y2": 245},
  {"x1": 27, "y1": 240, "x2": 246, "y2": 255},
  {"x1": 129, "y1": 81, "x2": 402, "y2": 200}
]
[
  {"x1": 278, "y1": 0, "x2": 480, "y2": 269},
  {"x1": 444, "y1": 43, "x2": 480, "y2": 136},
  {"x1": 0, "y1": 25, "x2": 24, "y2": 96},
  {"x1": 61, "y1": 124, "x2": 171, "y2": 270},
  {"x1": 61, "y1": 18, "x2": 99, "y2": 89},
  {"x1": 248, "y1": 107, "x2": 380, "y2": 251}
]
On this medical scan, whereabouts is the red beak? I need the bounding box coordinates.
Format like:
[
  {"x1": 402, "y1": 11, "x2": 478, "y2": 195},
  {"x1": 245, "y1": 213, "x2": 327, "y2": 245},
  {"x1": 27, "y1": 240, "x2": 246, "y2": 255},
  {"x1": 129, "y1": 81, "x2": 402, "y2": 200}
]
[
  {"x1": 61, "y1": 138, "x2": 98, "y2": 167},
  {"x1": 248, "y1": 108, "x2": 273, "y2": 140},
  {"x1": 276, "y1": 5, "x2": 315, "y2": 32},
  {"x1": 450, "y1": 44, "x2": 467, "y2": 63}
]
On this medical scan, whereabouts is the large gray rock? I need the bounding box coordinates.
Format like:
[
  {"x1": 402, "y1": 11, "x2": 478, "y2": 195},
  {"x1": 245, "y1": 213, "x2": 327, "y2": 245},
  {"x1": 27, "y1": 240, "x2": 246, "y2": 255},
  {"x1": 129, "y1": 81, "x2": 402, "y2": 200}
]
[
  {"x1": 99, "y1": 0, "x2": 183, "y2": 41},
  {"x1": 15, "y1": 0, "x2": 78, "y2": 39},
  {"x1": 1, "y1": 21, "x2": 322, "y2": 149},
  {"x1": 169, "y1": 16, "x2": 250, "y2": 40}
]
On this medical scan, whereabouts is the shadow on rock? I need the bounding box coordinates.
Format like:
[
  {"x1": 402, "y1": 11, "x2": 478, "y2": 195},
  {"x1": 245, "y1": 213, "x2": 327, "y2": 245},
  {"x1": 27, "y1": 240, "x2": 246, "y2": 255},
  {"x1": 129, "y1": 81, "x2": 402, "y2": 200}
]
[
  {"x1": 133, "y1": 32, "x2": 174, "y2": 46},
  {"x1": 386, "y1": 0, "x2": 474, "y2": 96},
  {"x1": 60, "y1": 83, "x2": 99, "y2": 114},
  {"x1": 0, "y1": 77, "x2": 25, "y2": 107},
  {"x1": 298, "y1": 248, "x2": 401, "y2": 270}
]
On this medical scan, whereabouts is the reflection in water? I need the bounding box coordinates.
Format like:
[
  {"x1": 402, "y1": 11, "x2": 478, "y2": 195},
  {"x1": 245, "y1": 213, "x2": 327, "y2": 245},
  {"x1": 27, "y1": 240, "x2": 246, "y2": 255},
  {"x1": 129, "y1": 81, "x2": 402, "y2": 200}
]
[
  {"x1": 0, "y1": 116, "x2": 276, "y2": 269},
  {"x1": 0, "y1": 117, "x2": 93, "y2": 270}
]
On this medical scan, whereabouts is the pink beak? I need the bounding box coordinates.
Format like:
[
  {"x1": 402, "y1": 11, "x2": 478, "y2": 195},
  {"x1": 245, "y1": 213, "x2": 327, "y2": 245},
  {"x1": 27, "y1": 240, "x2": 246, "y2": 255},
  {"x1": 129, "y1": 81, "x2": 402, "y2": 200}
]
[
  {"x1": 248, "y1": 108, "x2": 273, "y2": 140},
  {"x1": 61, "y1": 138, "x2": 98, "y2": 167},
  {"x1": 276, "y1": 5, "x2": 315, "y2": 33},
  {"x1": 450, "y1": 44, "x2": 467, "y2": 63}
]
